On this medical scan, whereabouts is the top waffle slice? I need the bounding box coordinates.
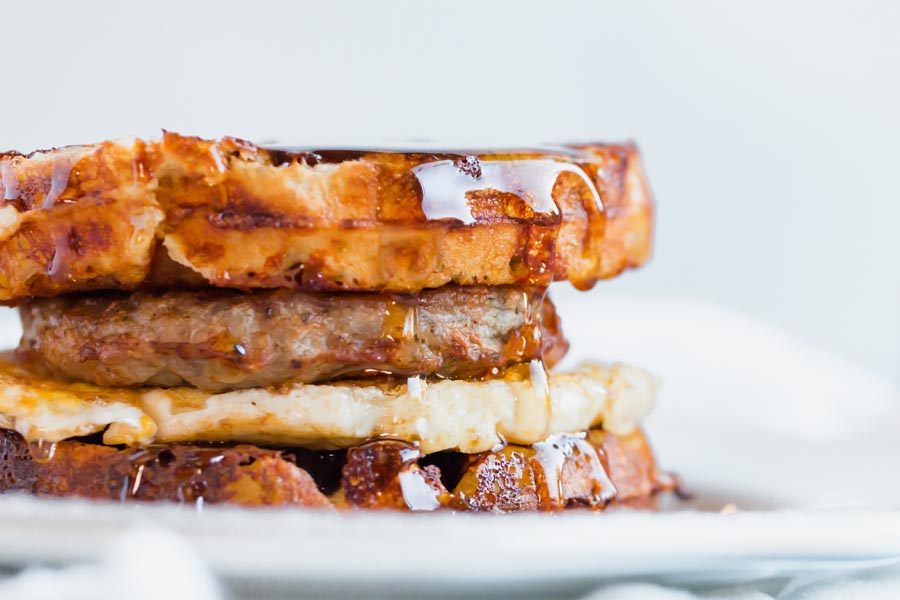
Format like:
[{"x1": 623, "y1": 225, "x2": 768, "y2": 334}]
[{"x1": 0, "y1": 132, "x2": 653, "y2": 302}]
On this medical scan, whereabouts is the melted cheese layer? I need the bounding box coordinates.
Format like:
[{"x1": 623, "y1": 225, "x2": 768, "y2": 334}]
[{"x1": 0, "y1": 356, "x2": 657, "y2": 454}]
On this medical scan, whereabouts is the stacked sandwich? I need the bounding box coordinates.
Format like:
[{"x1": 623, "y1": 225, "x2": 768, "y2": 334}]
[{"x1": 0, "y1": 133, "x2": 672, "y2": 511}]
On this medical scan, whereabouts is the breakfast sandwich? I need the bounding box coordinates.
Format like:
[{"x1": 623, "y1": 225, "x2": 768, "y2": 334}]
[{"x1": 0, "y1": 133, "x2": 673, "y2": 511}]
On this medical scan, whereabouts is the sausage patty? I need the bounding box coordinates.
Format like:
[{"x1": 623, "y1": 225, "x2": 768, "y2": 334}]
[{"x1": 19, "y1": 286, "x2": 567, "y2": 392}]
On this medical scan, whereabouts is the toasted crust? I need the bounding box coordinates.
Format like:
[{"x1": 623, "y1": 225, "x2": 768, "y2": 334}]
[
  {"x1": 19, "y1": 286, "x2": 567, "y2": 391},
  {"x1": 448, "y1": 428, "x2": 665, "y2": 511},
  {"x1": 0, "y1": 133, "x2": 653, "y2": 302},
  {"x1": 337, "y1": 429, "x2": 668, "y2": 512},
  {"x1": 0, "y1": 427, "x2": 668, "y2": 512},
  {"x1": 0, "y1": 429, "x2": 332, "y2": 508},
  {"x1": 0, "y1": 140, "x2": 164, "y2": 303}
]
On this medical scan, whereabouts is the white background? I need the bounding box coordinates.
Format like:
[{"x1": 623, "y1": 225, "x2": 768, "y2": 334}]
[{"x1": 0, "y1": 0, "x2": 897, "y2": 383}]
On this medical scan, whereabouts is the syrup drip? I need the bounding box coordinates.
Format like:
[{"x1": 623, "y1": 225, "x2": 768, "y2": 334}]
[
  {"x1": 402, "y1": 302, "x2": 419, "y2": 341},
  {"x1": 381, "y1": 295, "x2": 420, "y2": 342},
  {"x1": 532, "y1": 432, "x2": 617, "y2": 505},
  {"x1": 42, "y1": 158, "x2": 74, "y2": 209},
  {"x1": 347, "y1": 440, "x2": 443, "y2": 511},
  {"x1": 413, "y1": 158, "x2": 600, "y2": 224},
  {"x1": 26, "y1": 439, "x2": 56, "y2": 463},
  {"x1": 529, "y1": 359, "x2": 551, "y2": 405},
  {"x1": 398, "y1": 446, "x2": 420, "y2": 463},
  {"x1": 398, "y1": 468, "x2": 442, "y2": 511},
  {"x1": 131, "y1": 148, "x2": 147, "y2": 185},
  {"x1": 531, "y1": 437, "x2": 566, "y2": 500},
  {"x1": 571, "y1": 436, "x2": 617, "y2": 503},
  {"x1": 489, "y1": 433, "x2": 508, "y2": 454},
  {"x1": 500, "y1": 286, "x2": 549, "y2": 365},
  {"x1": 119, "y1": 475, "x2": 131, "y2": 503},
  {"x1": 47, "y1": 246, "x2": 65, "y2": 280},
  {"x1": 0, "y1": 162, "x2": 18, "y2": 201},
  {"x1": 208, "y1": 143, "x2": 227, "y2": 174},
  {"x1": 521, "y1": 290, "x2": 532, "y2": 323},
  {"x1": 407, "y1": 375, "x2": 426, "y2": 403},
  {"x1": 409, "y1": 153, "x2": 604, "y2": 288},
  {"x1": 129, "y1": 209, "x2": 159, "y2": 249},
  {"x1": 396, "y1": 445, "x2": 441, "y2": 511},
  {"x1": 121, "y1": 448, "x2": 150, "y2": 502},
  {"x1": 130, "y1": 463, "x2": 146, "y2": 496},
  {"x1": 112, "y1": 447, "x2": 214, "y2": 508}
]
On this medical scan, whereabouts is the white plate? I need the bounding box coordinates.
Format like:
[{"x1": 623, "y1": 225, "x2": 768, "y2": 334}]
[
  {"x1": 0, "y1": 294, "x2": 898, "y2": 598},
  {"x1": 0, "y1": 497, "x2": 898, "y2": 599}
]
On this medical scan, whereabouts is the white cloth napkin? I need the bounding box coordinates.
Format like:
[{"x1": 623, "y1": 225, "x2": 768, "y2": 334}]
[
  {"x1": 0, "y1": 528, "x2": 220, "y2": 600},
  {"x1": 584, "y1": 569, "x2": 900, "y2": 600},
  {"x1": 552, "y1": 288, "x2": 900, "y2": 510}
]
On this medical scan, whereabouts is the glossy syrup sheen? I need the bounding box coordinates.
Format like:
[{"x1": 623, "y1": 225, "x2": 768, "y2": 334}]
[
  {"x1": 8, "y1": 287, "x2": 607, "y2": 508},
  {"x1": 259, "y1": 144, "x2": 608, "y2": 289},
  {"x1": 20, "y1": 284, "x2": 567, "y2": 390},
  {"x1": 267, "y1": 145, "x2": 602, "y2": 220},
  {"x1": 8, "y1": 429, "x2": 647, "y2": 512},
  {"x1": 163, "y1": 136, "x2": 618, "y2": 295},
  {"x1": 0, "y1": 134, "x2": 652, "y2": 302},
  {"x1": 0, "y1": 137, "x2": 652, "y2": 510}
]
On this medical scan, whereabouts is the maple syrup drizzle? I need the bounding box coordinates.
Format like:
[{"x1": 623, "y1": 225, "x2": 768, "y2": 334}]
[
  {"x1": 130, "y1": 463, "x2": 146, "y2": 495},
  {"x1": 532, "y1": 436, "x2": 567, "y2": 500},
  {"x1": 525, "y1": 280, "x2": 551, "y2": 442},
  {"x1": 122, "y1": 448, "x2": 149, "y2": 502},
  {"x1": 208, "y1": 143, "x2": 227, "y2": 174},
  {"x1": 532, "y1": 432, "x2": 617, "y2": 505},
  {"x1": 109, "y1": 446, "x2": 214, "y2": 508},
  {"x1": 414, "y1": 158, "x2": 600, "y2": 224},
  {"x1": 0, "y1": 137, "x2": 619, "y2": 301},
  {"x1": 528, "y1": 358, "x2": 550, "y2": 401},
  {"x1": 119, "y1": 475, "x2": 131, "y2": 503},
  {"x1": 26, "y1": 439, "x2": 56, "y2": 463},
  {"x1": 407, "y1": 375, "x2": 426, "y2": 403},
  {"x1": 9, "y1": 426, "x2": 641, "y2": 510},
  {"x1": 402, "y1": 301, "x2": 419, "y2": 341},
  {"x1": 0, "y1": 141, "x2": 632, "y2": 509},
  {"x1": 398, "y1": 469, "x2": 442, "y2": 511},
  {"x1": 268, "y1": 143, "x2": 606, "y2": 291},
  {"x1": 572, "y1": 436, "x2": 617, "y2": 503},
  {"x1": 396, "y1": 443, "x2": 442, "y2": 511},
  {"x1": 0, "y1": 162, "x2": 19, "y2": 201},
  {"x1": 42, "y1": 157, "x2": 74, "y2": 210},
  {"x1": 381, "y1": 294, "x2": 421, "y2": 344}
]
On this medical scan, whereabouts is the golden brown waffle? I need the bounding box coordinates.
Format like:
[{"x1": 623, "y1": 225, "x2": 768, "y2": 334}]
[
  {"x1": 0, "y1": 132, "x2": 653, "y2": 302},
  {"x1": 0, "y1": 427, "x2": 669, "y2": 511}
]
